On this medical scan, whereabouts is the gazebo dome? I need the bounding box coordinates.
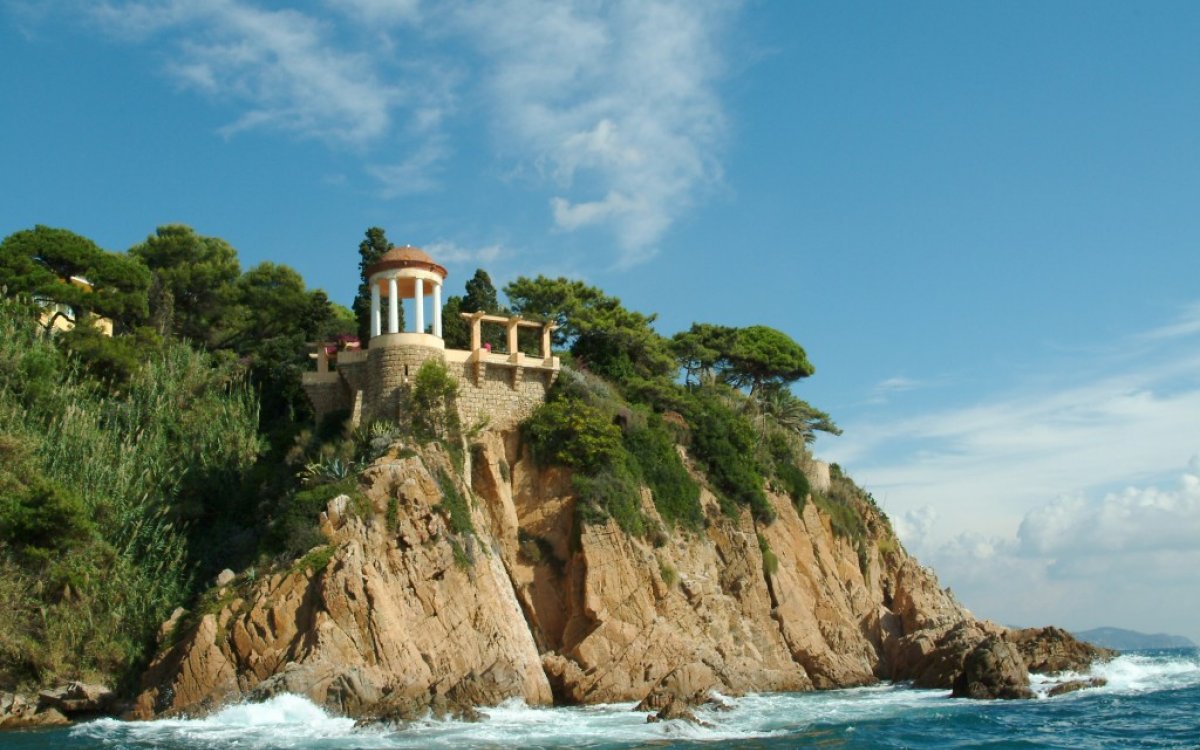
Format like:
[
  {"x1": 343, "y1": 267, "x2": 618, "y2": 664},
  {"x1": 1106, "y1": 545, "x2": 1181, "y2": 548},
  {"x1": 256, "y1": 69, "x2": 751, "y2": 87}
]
[{"x1": 366, "y1": 245, "x2": 447, "y2": 279}]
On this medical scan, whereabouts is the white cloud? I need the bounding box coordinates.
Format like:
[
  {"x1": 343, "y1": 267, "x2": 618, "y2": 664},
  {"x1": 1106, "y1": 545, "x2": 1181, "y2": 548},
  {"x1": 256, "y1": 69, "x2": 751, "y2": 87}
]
[
  {"x1": 368, "y1": 139, "x2": 450, "y2": 198},
  {"x1": 1140, "y1": 301, "x2": 1200, "y2": 341},
  {"x1": 1018, "y1": 459, "x2": 1200, "y2": 560},
  {"x1": 325, "y1": 0, "x2": 421, "y2": 26},
  {"x1": 34, "y1": 0, "x2": 739, "y2": 262},
  {"x1": 423, "y1": 240, "x2": 504, "y2": 267},
  {"x1": 85, "y1": 0, "x2": 402, "y2": 146},
  {"x1": 456, "y1": 0, "x2": 733, "y2": 266},
  {"x1": 907, "y1": 460, "x2": 1200, "y2": 640},
  {"x1": 829, "y1": 348, "x2": 1200, "y2": 546},
  {"x1": 832, "y1": 309, "x2": 1200, "y2": 641}
]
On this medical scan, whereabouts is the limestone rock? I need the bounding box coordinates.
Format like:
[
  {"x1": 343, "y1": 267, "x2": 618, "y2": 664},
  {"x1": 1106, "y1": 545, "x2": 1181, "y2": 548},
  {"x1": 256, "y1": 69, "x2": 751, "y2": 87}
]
[
  {"x1": 37, "y1": 681, "x2": 115, "y2": 715},
  {"x1": 951, "y1": 636, "x2": 1033, "y2": 700},
  {"x1": 1047, "y1": 677, "x2": 1107, "y2": 697},
  {"x1": 131, "y1": 430, "x2": 1106, "y2": 718},
  {"x1": 1006, "y1": 626, "x2": 1116, "y2": 674},
  {"x1": 132, "y1": 442, "x2": 551, "y2": 719}
]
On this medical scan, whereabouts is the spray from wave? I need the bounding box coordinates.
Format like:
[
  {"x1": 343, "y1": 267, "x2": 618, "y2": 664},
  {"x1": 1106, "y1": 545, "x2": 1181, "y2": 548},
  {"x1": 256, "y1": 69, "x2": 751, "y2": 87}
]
[{"x1": 69, "y1": 651, "x2": 1200, "y2": 749}]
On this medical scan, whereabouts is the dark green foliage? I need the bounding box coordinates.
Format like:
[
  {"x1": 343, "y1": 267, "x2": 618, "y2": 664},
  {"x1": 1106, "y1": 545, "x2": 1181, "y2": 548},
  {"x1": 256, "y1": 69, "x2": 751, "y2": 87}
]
[
  {"x1": 0, "y1": 225, "x2": 151, "y2": 332},
  {"x1": 524, "y1": 397, "x2": 624, "y2": 474},
  {"x1": 436, "y1": 470, "x2": 473, "y2": 536},
  {"x1": 58, "y1": 324, "x2": 163, "y2": 386},
  {"x1": 505, "y1": 275, "x2": 674, "y2": 388},
  {"x1": 0, "y1": 299, "x2": 262, "y2": 689},
  {"x1": 352, "y1": 227, "x2": 394, "y2": 343},
  {"x1": 678, "y1": 387, "x2": 774, "y2": 523},
  {"x1": 622, "y1": 412, "x2": 702, "y2": 530},
  {"x1": 767, "y1": 432, "x2": 811, "y2": 508},
  {"x1": 410, "y1": 359, "x2": 460, "y2": 441},
  {"x1": 758, "y1": 533, "x2": 780, "y2": 577},
  {"x1": 721, "y1": 325, "x2": 814, "y2": 394},
  {"x1": 463, "y1": 269, "x2": 500, "y2": 315},
  {"x1": 441, "y1": 294, "x2": 469, "y2": 349},
  {"x1": 272, "y1": 478, "x2": 358, "y2": 560},
  {"x1": 571, "y1": 462, "x2": 646, "y2": 536},
  {"x1": 129, "y1": 225, "x2": 241, "y2": 346}
]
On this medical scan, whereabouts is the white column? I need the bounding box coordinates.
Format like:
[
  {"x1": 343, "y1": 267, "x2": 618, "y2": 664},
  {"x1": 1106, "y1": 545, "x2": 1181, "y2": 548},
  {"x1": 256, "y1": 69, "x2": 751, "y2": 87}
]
[
  {"x1": 387, "y1": 277, "x2": 399, "y2": 334},
  {"x1": 414, "y1": 278, "x2": 425, "y2": 334},
  {"x1": 432, "y1": 281, "x2": 443, "y2": 338},
  {"x1": 370, "y1": 280, "x2": 381, "y2": 338}
]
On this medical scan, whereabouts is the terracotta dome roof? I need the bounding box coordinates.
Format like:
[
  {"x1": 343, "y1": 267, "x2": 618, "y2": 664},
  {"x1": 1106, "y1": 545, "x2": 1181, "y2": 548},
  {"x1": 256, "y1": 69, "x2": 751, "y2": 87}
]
[
  {"x1": 379, "y1": 245, "x2": 433, "y2": 265},
  {"x1": 366, "y1": 245, "x2": 447, "y2": 279}
]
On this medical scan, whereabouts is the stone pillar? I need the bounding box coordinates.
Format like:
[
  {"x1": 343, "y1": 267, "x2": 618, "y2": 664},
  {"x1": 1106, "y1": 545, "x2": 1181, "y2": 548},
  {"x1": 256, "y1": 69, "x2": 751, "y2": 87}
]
[
  {"x1": 415, "y1": 279, "x2": 425, "y2": 334},
  {"x1": 370, "y1": 281, "x2": 381, "y2": 338},
  {"x1": 507, "y1": 318, "x2": 519, "y2": 356},
  {"x1": 387, "y1": 277, "x2": 399, "y2": 334},
  {"x1": 541, "y1": 323, "x2": 556, "y2": 360},
  {"x1": 432, "y1": 281, "x2": 443, "y2": 338},
  {"x1": 470, "y1": 313, "x2": 483, "y2": 351}
]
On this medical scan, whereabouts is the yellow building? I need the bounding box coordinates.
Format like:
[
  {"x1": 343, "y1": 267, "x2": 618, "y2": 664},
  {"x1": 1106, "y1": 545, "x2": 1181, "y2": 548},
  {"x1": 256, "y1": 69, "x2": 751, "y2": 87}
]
[{"x1": 36, "y1": 275, "x2": 114, "y2": 336}]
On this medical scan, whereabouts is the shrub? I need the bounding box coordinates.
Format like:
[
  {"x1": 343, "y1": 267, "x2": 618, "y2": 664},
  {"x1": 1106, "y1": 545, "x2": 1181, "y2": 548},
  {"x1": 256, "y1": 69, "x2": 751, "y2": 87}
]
[
  {"x1": 436, "y1": 469, "x2": 473, "y2": 536},
  {"x1": 410, "y1": 360, "x2": 460, "y2": 441},
  {"x1": 524, "y1": 397, "x2": 624, "y2": 474},
  {"x1": 678, "y1": 388, "x2": 774, "y2": 523},
  {"x1": 658, "y1": 560, "x2": 678, "y2": 587},
  {"x1": 571, "y1": 462, "x2": 645, "y2": 535},
  {"x1": 758, "y1": 533, "x2": 780, "y2": 577},
  {"x1": 766, "y1": 432, "x2": 810, "y2": 509},
  {"x1": 622, "y1": 412, "x2": 702, "y2": 531}
]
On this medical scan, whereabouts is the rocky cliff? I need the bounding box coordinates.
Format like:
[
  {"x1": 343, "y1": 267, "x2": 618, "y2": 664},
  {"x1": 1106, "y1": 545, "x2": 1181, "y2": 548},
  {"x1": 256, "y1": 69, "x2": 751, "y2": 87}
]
[{"x1": 131, "y1": 431, "x2": 1109, "y2": 720}]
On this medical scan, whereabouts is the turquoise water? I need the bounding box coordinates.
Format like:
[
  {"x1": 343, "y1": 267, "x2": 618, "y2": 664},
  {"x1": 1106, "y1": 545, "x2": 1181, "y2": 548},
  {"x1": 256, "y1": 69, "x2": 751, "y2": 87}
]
[{"x1": 3, "y1": 650, "x2": 1197, "y2": 749}]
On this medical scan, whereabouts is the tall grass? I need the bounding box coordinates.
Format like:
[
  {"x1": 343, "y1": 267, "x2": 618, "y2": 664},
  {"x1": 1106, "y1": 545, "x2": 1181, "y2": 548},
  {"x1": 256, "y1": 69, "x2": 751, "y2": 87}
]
[{"x1": 0, "y1": 299, "x2": 261, "y2": 689}]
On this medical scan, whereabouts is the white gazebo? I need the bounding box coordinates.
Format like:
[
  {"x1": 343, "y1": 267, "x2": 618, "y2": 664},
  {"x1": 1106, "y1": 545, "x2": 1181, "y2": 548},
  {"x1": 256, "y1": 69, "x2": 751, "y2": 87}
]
[{"x1": 365, "y1": 246, "x2": 448, "y2": 347}]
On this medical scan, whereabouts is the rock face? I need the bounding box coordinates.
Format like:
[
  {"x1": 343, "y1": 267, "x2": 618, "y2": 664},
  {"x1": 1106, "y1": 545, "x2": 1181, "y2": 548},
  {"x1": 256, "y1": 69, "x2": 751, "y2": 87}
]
[
  {"x1": 132, "y1": 431, "x2": 1109, "y2": 720},
  {"x1": 951, "y1": 636, "x2": 1033, "y2": 700},
  {"x1": 133, "y1": 444, "x2": 551, "y2": 719}
]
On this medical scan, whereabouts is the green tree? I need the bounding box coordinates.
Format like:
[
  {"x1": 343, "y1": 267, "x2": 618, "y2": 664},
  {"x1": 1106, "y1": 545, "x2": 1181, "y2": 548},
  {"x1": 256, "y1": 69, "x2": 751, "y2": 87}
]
[
  {"x1": 129, "y1": 225, "x2": 241, "y2": 345},
  {"x1": 505, "y1": 275, "x2": 674, "y2": 387},
  {"x1": 463, "y1": 269, "x2": 500, "y2": 314},
  {"x1": 670, "y1": 323, "x2": 736, "y2": 386},
  {"x1": 352, "y1": 227, "x2": 395, "y2": 343},
  {"x1": 0, "y1": 225, "x2": 150, "y2": 332},
  {"x1": 722, "y1": 325, "x2": 815, "y2": 397},
  {"x1": 442, "y1": 268, "x2": 502, "y2": 350}
]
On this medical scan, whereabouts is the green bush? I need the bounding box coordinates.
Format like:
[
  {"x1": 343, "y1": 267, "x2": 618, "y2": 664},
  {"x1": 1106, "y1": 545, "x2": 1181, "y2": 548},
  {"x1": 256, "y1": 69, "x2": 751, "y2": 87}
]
[
  {"x1": 571, "y1": 461, "x2": 646, "y2": 535},
  {"x1": 679, "y1": 388, "x2": 774, "y2": 523},
  {"x1": 271, "y1": 477, "x2": 359, "y2": 559},
  {"x1": 410, "y1": 359, "x2": 460, "y2": 441},
  {"x1": 766, "y1": 432, "x2": 810, "y2": 508},
  {"x1": 436, "y1": 469, "x2": 474, "y2": 536},
  {"x1": 758, "y1": 533, "x2": 780, "y2": 577},
  {"x1": 524, "y1": 397, "x2": 624, "y2": 474},
  {"x1": 622, "y1": 412, "x2": 702, "y2": 530}
]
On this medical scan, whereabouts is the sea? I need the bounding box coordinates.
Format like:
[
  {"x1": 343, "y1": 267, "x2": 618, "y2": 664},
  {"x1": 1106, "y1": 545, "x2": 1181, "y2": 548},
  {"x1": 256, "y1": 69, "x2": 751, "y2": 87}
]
[{"x1": 3, "y1": 649, "x2": 1196, "y2": 749}]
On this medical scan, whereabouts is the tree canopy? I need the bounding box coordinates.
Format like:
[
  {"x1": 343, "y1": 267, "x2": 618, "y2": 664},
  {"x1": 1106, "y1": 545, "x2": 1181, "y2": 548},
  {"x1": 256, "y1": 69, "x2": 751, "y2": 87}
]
[
  {"x1": 505, "y1": 275, "x2": 674, "y2": 386},
  {"x1": 129, "y1": 225, "x2": 241, "y2": 345},
  {"x1": 0, "y1": 225, "x2": 150, "y2": 331},
  {"x1": 352, "y1": 227, "x2": 394, "y2": 342}
]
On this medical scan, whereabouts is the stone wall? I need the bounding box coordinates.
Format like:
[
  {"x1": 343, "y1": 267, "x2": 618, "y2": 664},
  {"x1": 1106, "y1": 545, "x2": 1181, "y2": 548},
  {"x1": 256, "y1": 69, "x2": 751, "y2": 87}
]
[
  {"x1": 303, "y1": 343, "x2": 555, "y2": 433},
  {"x1": 453, "y1": 361, "x2": 555, "y2": 432},
  {"x1": 364, "y1": 345, "x2": 443, "y2": 423},
  {"x1": 301, "y1": 374, "x2": 353, "y2": 427}
]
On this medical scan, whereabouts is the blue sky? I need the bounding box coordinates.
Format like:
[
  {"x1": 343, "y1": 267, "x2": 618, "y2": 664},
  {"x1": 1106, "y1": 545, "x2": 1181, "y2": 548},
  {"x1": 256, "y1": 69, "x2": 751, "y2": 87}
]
[{"x1": 3, "y1": 1, "x2": 1199, "y2": 643}]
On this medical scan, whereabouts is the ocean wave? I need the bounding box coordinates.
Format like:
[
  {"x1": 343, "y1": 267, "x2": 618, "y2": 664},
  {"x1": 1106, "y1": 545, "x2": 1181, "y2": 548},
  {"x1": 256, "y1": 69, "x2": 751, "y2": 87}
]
[
  {"x1": 67, "y1": 651, "x2": 1199, "y2": 749},
  {"x1": 1031, "y1": 649, "x2": 1200, "y2": 698}
]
